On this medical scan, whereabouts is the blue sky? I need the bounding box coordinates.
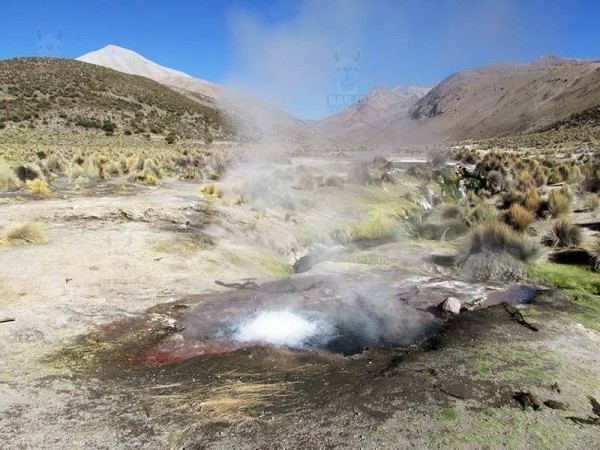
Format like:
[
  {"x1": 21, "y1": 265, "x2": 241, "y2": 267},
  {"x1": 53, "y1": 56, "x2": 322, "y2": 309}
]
[{"x1": 0, "y1": 0, "x2": 599, "y2": 119}]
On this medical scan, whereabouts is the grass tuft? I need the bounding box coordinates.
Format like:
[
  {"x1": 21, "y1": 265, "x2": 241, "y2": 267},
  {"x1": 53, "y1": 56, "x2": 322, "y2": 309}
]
[
  {"x1": 25, "y1": 178, "x2": 50, "y2": 196},
  {"x1": 1, "y1": 222, "x2": 46, "y2": 245},
  {"x1": 542, "y1": 218, "x2": 583, "y2": 248},
  {"x1": 461, "y1": 220, "x2": 542, "y2": 262},
  {"x1": 504, "y1": 203, "x2": 534, "y2": 232}
]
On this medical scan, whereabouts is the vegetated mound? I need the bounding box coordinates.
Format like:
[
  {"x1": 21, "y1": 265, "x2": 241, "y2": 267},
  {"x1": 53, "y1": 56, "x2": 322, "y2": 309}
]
[
  {"x1": 467, "y1": 103, "x2": 600, "y2": 150},
  {"x1": 369, "y1": 56, "x2": 600, "y2": 146},
  {"x1": 0, "y1": 57, "x2": 233, "y2": 141},
  {"x1": 542, "y1": 104, "x2": 600, "y2": 132}
]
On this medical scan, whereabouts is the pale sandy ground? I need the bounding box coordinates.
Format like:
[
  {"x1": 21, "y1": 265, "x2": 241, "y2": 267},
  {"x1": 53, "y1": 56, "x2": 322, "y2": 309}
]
[{"x1": 0, "y1": 176, "x2": 306, "y2": 447}]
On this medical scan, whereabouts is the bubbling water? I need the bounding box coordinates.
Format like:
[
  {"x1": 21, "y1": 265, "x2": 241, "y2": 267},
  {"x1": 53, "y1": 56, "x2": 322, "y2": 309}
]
[{"x1": 231, "y1": 310, "x2": 336, "y2": 350}]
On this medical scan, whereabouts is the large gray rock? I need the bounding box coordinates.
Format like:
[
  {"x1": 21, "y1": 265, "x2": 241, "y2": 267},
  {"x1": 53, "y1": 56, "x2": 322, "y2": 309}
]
[{"x1": 438, "y1": 297, "x2": 462, "y2": 315}]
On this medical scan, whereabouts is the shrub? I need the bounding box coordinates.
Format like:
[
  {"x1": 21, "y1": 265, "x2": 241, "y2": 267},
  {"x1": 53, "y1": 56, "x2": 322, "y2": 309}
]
[
  {"x1": 548, "y1": 189, "x2": 572, "y2": 217},
  {"x1": 0, "y1": 159, "x2": 19, "y2": 191},
  {"x1": 504, "y1": 203, "x2": 534, "y2": 232},
  {"x1": 102, "y1": 120, "x2": 116, "y2": 134},
  {"x1": 347, "y1": 164, "x2": 375, "y2": 186},
  {"x1": 542, "y1": 218, "x2": 583, "y2": 248},
  {"x1": 322, "y1": 174, "x2": 344, "y2": 188},
  {"x1": 461, "y1": 220, "x2": 542, "y2": 262},
  {"x1": 25, "y1": 178, "x2": 50, "y2": 196},
  {"x1": 1, "y1": 222, "x2": 46, "y2": 244}
]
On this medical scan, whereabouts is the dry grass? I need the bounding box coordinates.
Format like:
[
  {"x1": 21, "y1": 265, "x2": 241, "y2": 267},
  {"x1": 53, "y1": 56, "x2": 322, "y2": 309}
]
[
  {"x1": 149, "y1": 379, "x2": 296, "y2": 425},
  {"x1": 523, "y1": 188, "x2": 541, "y2": 212},
  {"x1": 1, "y1": 222, "x2": 46, "y2": 245},
  {"x1": 200, "y1": 184, "x2": 221, "y2": 198},
  {"x1": 542, "y1": 218, "x2": 583, "y2": 248},
  {"x1": 461, "y1": 219, "x2": 542, "y2": 262},
  {"x1": 548, "y1": 189, "x2": 572, "y2": 217},
  {"x1": 504, "y1": 203, "x2": 534, "y2": 232},
  {"x1": 590, "y1": 236, "x2": 600, "y2": 271},
  {"x1": 25, "y1": 178, "x2": 50, "y2": 196}
]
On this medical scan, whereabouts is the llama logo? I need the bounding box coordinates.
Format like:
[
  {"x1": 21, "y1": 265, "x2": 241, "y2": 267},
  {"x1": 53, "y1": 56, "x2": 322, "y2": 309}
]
[
  {"x1": 328, "y1": 49, "x2": 365, "y2": 114},
  {"x1": 37, "y1": 28, "x2": 63, "y2": 57},
  {"x1": 335, "y1": 49, "x2": 361, "y2": 94}
]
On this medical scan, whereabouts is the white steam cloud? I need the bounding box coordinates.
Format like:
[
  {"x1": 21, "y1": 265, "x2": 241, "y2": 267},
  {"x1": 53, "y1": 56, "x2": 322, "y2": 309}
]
[{"x1": 225, "y1": 0, "x2": 562, "y2": 120}]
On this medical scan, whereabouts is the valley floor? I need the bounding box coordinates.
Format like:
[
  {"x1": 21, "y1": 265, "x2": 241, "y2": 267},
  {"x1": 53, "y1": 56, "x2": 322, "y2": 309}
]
[{"x1": 0, "y1": 158, "x2": 599, "y2": 449}]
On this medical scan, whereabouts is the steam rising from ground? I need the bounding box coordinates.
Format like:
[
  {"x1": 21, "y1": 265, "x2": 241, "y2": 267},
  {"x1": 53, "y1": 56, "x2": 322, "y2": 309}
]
[
  {"x1": 231, "y1": 310, "x2": 335, "y2": 350},
  {"x1": 181, "y1": 273, "x2": 442, "y2": 356}
]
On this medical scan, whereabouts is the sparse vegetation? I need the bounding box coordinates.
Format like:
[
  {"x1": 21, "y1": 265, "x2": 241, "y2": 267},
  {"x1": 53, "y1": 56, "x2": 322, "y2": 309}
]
[{"x1": 1, "y1": 222, "x2": 46, "y2": 245}]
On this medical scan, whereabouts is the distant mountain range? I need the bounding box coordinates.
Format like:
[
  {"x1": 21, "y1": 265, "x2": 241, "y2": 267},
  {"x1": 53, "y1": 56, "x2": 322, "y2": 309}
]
[
  {"x1": 63, "y1": 47, "x2": 600, "y2": 147},
  {"x1": 309, "y1": 86, "x2": 430, "y2": 143},
  {"x1": 2, "y1": 46, "x2": 599, "y2": 149},
  {"x1": 78, "y1": 45, "x2": 327, "y2": 147}
]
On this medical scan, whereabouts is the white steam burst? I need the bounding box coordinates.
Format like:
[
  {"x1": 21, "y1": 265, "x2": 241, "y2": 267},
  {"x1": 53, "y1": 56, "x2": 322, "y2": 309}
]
[{"x1": 232, "y1": 310, "x2": 335, "y2": 349}]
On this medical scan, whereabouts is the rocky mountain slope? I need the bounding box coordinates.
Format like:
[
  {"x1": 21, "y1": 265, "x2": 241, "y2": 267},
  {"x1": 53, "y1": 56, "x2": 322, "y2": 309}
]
[
  {"x1": 310, "y1": 86, "x2": 429, "y2": 143},
  {"x1": 370, "y1": 56, "x2": 600, "y2": 146}
]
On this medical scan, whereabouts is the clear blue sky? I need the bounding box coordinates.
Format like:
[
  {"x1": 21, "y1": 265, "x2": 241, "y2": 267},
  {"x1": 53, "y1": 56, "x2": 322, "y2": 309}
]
[{"x1": 0, "y1": 0, "x2": 599, "y2": 119}]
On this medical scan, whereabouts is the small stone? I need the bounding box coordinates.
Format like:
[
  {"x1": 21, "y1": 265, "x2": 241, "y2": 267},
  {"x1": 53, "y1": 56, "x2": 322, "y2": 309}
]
[{"x1": 438, "y1": 297, "x2": 462, "y2": 315}]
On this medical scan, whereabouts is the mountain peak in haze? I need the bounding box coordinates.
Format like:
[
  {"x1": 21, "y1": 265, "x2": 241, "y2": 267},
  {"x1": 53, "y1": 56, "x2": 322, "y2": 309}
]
[{"x1": 76, "y1": 45, "x2": 191, "y2": 82}]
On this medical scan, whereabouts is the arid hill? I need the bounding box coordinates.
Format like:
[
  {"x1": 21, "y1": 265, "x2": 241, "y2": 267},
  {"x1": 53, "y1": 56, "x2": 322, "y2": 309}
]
[
  {"x1": 310, "y1": 86, "x2": 430, "y2": 143},
  {"x1": 369, "y1": 56, "x2": 600, "y2": 146},
  {"x1": 0, "y1": 58, "x2": 232, "y2": 142}
]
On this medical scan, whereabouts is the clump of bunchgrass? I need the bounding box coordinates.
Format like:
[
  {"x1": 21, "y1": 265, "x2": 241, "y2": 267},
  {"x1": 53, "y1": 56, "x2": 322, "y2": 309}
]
[
  {"x1": 1, "y1": 222, "x2": 46, "y2": 245},
  {"x1": 584, "y1": 194, "x2": 600, "y2": 212},
  {"x1": 503, "y1": 203, "x2": 534, "y2": 232},
  {"x1": 548, "y1": 188, "x2": 572, "y2": 218},
  {"x1": 542, "y1": 218, "x2": 583, "y2": 248},
  {"x1": 200, "y1": 183, "x2": 221, "y2": 198},
  {"x1": 464, "y1": 203, "x2": 499, "y2": 227},
  {"x1": 590, "y1": 236, "x2": 600, "y2": 271},
  {"x1": 460, "y1": 219, "x2": 542, "y2": 262},
  {"x1": 25, "y1": 178, "x2": 50, "y2": 196},
  {"x1": 296, "y1": 171, "x2": 317, "y2": 190}
]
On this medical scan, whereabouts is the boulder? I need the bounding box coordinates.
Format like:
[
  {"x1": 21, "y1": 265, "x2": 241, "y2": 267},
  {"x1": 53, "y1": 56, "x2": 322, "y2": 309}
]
[{"x1": 437, "y1": 297, "x2": 462, "y2": 316}]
